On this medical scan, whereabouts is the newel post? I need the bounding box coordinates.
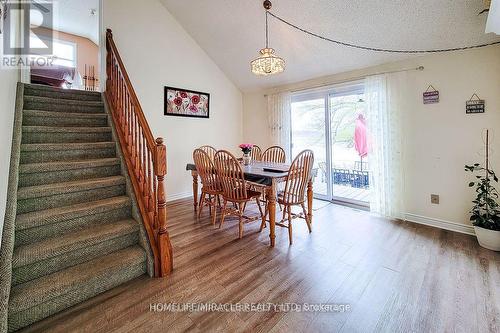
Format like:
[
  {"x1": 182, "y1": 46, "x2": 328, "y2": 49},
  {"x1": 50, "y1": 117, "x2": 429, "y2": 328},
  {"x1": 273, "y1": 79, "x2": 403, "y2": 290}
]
[{"x1": 154, "y1": 138, "x2": 173, "y2": 276}]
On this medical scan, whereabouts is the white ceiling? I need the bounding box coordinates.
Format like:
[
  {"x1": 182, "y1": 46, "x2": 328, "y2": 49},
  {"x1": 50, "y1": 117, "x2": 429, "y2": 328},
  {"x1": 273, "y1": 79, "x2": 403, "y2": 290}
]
[
  {"x1": 486, "y1": 0, "x2": 500, "y2": 33},
  {"x1": 39, "y1": 0, "x2": 99, "y2": 44},
  {"x1": 161, "y1": 0, "x2": 500, "y2": 92}
]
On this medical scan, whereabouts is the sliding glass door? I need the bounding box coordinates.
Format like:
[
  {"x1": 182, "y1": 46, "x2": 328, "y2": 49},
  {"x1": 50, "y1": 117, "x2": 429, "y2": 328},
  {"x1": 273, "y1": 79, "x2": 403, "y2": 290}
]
[
  {"x1": 291, "y1": 82, "x2": 370, "y2": 206},
  {"x1": 290, "y1": 94, "x2": 329, "y2": 199}
]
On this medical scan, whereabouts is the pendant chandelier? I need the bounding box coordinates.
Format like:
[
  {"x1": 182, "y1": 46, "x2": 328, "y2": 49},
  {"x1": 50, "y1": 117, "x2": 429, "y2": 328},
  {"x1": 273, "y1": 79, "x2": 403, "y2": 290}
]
[{"x1": 251, "y1": 0, "x2": 285, "y2": 76}]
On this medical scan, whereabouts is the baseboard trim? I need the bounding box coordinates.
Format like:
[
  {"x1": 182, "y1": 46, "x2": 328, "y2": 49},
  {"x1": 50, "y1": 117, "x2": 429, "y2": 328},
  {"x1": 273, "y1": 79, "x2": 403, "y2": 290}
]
[
  {"x1": 404, "y1": 213, "x2": 475, "y2": 236},
  {"x1": 167, "y1": 191, "x2": 192, "y2": 202}
]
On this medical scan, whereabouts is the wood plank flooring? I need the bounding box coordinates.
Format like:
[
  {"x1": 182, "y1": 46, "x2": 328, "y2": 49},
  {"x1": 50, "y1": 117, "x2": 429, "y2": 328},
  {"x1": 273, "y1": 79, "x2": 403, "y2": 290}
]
[{"x1": 20, "y1": 198, "x2": 500, "y2": 333}]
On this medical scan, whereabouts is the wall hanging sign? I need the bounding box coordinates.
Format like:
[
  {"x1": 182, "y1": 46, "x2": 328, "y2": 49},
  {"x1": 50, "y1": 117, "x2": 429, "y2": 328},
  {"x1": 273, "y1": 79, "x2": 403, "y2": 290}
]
[
  {"x1": 466, "y1": 94, "x2": 485, "y2": 114},
  {"x1": 423, "y1": 85, "x2": 439, "y2": 104},
  {"x1": 164, "y1": 86, "x2": 210, "y2": 118}
]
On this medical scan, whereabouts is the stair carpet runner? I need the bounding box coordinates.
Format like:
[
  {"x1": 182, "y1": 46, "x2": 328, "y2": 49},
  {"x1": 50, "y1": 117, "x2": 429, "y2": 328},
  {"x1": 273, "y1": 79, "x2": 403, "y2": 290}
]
[{"x1": 7, "y1": 84, "x2": 148, "y2": 332}]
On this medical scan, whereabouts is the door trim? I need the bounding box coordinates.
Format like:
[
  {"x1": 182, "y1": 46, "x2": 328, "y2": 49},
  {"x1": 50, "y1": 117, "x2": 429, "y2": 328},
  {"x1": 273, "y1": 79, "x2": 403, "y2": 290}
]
[{"x1": 324, "y1": 94, "x2": 333, "y2": 199}]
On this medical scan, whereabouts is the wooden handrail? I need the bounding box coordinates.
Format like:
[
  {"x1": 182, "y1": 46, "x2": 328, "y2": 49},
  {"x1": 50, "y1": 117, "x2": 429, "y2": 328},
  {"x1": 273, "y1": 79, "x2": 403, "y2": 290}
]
[{"x1": 105, "y1": 29, "x2": 173, "y2": 277}]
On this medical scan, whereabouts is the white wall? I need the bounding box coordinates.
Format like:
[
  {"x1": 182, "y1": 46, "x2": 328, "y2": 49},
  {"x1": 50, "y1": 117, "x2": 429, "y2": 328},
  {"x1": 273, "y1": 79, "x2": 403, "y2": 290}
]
[
  {"x1": 242, "y1": 91, "x2": 268, "y2": 148},
  {"x1": 103, "y1": 0, "x2": 243, "y2": 201},
  {"x1": 0, "y1": 33, "x2": 20, "y2": 249},
  {"x1": 403, "y1": 47, "x2": 500, "y2": 227},
  {"x1": 0, "y1": 4, "x2": 21, "y2": 250},
  {"x1": 243, "y1": 46, "x2": 500, "y2": 229}
]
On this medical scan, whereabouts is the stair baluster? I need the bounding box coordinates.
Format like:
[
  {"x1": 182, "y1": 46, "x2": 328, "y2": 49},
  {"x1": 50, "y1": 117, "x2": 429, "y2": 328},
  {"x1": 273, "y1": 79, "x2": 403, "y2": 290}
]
[{"x1": 105, "y1": 28, "x2": 173, "y2": 277}]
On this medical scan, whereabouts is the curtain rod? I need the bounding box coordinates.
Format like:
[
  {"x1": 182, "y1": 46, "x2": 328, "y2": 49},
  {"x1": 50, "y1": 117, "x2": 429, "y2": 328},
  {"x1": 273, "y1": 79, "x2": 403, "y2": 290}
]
[{"x1": 264, "y1": 65, "x2": 424, "y2": 97}]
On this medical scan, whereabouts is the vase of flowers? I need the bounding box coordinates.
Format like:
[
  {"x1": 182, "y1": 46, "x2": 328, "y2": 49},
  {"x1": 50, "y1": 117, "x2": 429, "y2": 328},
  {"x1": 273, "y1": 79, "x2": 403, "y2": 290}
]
[{"x1": 239, "y1": 143, "x2": 253, "y2": 166}]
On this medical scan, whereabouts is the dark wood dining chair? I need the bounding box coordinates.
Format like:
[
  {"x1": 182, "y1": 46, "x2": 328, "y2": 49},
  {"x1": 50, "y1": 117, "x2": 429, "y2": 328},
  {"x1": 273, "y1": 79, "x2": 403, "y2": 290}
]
[
  {"x1": 199, "y1": 145, "x2": 217, "y2": 161},
  {"x1": 213, "y1": 150, "x2": 264, "y2": 238},
  {"x1": 251, "y1": 145, "x2": 262, "y2": 161},
  {"x1": 262, "y1": 146, "x2": 286, "y2": 163},
  {"x1": 193, "y1": 148, "x2": 223, "y2": 225},
  {"x1": 260, "y1": 149, "x2": 314, "y2": 244}
]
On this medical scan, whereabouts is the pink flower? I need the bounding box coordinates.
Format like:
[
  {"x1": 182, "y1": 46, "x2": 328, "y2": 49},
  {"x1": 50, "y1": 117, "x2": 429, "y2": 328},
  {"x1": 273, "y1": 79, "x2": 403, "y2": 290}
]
[
  {"x1": 180, "y1": 91, "x2": 188, "y2": 98},
  {"x1": 239, "y1": 143, "x2": 254, "y2": 149},
  {"x1": 191, "y1": 95, "x2": 200, "y2": 104},
  {"x1": 239, "y1": 143, "x2": 253, "y2": 154},
  {"x1": 173, "y1": 97, "x2": 183, "y2": 106},
  {"x1": 189, "y1": 105, "x2": 198, "y2": 113}
]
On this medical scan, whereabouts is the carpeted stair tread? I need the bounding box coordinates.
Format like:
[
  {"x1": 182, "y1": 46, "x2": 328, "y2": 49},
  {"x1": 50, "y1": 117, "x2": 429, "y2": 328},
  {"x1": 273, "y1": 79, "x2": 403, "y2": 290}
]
[
  {"x1": 22, "y1": 126, "x2": 113, "y2": 144},
  {"x1": 16, "y1": 196, "x2": 130, "y2": 231},
  {"x1": 23, "y1": 109, "x2": 108, "y2": 119},
  {"x1": 17, "y1": 176, "x2": 125, "y2": 200},
  {"x1": 19, "y1": 158, "x2": 121, "y2": 174},
  {"x1": 22, "y1": 110, "x2": 109, "y2": 127},
  {"x1": 23, "y1": 95, "x2": 105, "y2": 114},
  {"x1": 18, "y1": 159, "x2": 122, "y2": 187},
  {"x1": 24, "y1": 84, "x2": 102, "y2": 101},
  {"x1": 12, "y1": 219, "x2": 139, "y2": 268},
  {"x1": 21, "y1": 141, "x2": 115, "y2": 152},
  {"x1": 21, "y1": 141, "x2": 115, "y2": 150},
  {"x1": 24, "y1": 83, "x2": 102, "y2": 95},
  {"x1": 22, "y1": 126, "x2": 112, "y2": 133},
  {"x1": 20, "y1": 142, "x2": 117, "y2": 164},
  {"x1": 8, "y1": 246, "x2": 146, "y2": 315},
  {"x1": 23, "y1": 95, "x2": 104, "y2": 107}
]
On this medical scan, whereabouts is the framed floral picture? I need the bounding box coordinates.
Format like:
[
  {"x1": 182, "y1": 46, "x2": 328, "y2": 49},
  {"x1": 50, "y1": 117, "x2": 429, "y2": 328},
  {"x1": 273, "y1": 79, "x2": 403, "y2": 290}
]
[{"x1": 164, "y1": 86, "x2": 210, "y2": 118}]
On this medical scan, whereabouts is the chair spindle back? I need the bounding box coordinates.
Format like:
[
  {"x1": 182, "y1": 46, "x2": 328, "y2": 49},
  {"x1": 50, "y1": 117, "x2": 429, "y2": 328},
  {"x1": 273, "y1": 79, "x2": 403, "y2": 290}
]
[
  {"x1": 251, "y1": 145, "x2": 262, "y2": 161},
  {"x1": 214, "y1": 150, "x2": 248, "y2": 201},
  {"x1": 199, "y1": 145, "x2": 217, "y2": 161},
  {"x1": 282, "y1": 150, "x2": 314, "y2": 204},
  {"x1": 193, "y1": 149, "x2": 220, "y2": 193},
  {"x1": 262, "y1": 146, "x2": 286, "y2": 163}
]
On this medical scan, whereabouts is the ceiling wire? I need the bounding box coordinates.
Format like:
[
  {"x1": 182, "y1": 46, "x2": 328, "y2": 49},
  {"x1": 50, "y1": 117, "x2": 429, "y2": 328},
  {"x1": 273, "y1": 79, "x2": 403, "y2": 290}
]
[
  {"x1": 268, "y1": 11, "x2": 500, "y2": 54},
  {"x1": 263, "y1": 66, "x2": 424, "y2": 96}
]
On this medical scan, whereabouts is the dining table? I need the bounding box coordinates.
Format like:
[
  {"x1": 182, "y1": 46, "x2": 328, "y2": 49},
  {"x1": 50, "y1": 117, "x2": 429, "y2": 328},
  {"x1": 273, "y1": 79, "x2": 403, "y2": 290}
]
[{"x1": 185, "y1": 160, "x2": 314, "y2": 247}]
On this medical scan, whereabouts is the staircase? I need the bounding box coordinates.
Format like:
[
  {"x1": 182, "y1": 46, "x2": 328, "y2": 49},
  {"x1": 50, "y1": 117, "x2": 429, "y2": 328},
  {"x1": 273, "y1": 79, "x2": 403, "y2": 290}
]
[{"x1": 4, "y1": 83, "x2": 153, "y2": 332}]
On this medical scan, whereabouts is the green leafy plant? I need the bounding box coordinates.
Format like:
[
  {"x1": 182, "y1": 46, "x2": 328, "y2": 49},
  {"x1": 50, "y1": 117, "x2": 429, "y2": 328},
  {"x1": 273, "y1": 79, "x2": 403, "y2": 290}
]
[{"x1": 465, "y1": 163, "x2": 500, "y2": 231}]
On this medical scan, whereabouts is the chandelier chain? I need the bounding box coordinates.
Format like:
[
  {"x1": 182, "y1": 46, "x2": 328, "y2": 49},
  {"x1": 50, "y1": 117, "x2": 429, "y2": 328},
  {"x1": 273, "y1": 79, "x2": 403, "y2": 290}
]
[
  {"x1": 265, "y1": 11, "x2": 269, "y2": 49},
  {"x1": 268, "y1": 11, "x2": 500, "y2": 54}
]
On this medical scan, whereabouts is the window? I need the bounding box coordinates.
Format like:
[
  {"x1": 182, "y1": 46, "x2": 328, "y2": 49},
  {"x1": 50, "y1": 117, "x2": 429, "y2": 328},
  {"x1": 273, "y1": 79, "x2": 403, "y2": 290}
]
[{"x1": 29, "y1": 34, "x2": 77, "y2": 67}]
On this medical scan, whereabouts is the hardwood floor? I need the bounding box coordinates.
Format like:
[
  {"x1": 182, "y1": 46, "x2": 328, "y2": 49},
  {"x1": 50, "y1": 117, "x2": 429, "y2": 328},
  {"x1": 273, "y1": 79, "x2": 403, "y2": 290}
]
[{"x1": 20, "y1": 198, "x2": 499, "y2": 333}]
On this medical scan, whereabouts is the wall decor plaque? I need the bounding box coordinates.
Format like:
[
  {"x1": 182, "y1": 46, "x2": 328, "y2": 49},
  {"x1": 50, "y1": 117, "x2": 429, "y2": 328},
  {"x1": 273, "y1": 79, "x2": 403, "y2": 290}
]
[{"x1": 466, "y1": 94, "x2": 485, "y2": 114}]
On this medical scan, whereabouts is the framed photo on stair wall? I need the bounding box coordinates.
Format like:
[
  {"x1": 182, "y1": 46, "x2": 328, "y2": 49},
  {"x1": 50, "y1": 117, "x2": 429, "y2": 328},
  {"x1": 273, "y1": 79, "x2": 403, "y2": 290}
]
[{"x1": 164, "y1": 86, "x2": 210, "y2": 118}]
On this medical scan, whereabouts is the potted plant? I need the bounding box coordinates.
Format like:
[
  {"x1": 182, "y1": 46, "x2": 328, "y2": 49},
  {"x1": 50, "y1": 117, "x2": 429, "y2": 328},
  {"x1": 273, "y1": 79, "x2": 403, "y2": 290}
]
[
  {"x1": 239, "y1": 143, "x2": 253, "y2": 166},
  {"x1": 465, "y1": 163, "x2": 500, "y2": 251}
]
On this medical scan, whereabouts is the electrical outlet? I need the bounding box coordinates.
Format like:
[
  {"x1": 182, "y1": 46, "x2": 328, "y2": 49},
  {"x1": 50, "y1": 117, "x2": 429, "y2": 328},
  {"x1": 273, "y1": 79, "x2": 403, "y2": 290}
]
[{"x1": 431, "y1": 194, "x2": 440, "y2": 204}]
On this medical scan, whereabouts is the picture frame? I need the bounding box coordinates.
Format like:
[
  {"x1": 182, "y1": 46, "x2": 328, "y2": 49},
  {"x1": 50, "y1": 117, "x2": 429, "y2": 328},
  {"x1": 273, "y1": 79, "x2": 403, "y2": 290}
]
[{"x1": 164, "y1": 86, "x2": 210, "y2": 118}]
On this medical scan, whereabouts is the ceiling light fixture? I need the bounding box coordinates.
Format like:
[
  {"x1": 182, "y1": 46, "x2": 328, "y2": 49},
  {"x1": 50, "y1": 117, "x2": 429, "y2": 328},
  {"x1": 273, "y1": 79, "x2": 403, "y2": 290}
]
[{"x1": 250, "y1": 0, "x2": 285, "y2": 76}]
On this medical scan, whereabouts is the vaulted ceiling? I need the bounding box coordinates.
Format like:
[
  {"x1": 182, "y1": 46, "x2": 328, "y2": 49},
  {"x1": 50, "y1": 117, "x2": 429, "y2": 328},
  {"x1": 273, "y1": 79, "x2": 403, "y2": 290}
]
[
  {"x1": 161, "y1": 0, "x2": 500, "y2": 92},
  {"x1": 39, "y1": 0, "x2": 99, "y2": 44}
]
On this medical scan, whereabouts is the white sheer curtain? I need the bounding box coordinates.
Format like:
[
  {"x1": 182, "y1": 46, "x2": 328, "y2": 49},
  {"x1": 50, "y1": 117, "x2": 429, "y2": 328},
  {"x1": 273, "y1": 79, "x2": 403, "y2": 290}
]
[
  {"x1": 267, "y1": 92, "x2": 292, "y2": 161},
  {"x1": 365, "y1": 73, "x2": 407, "y2": 219}
]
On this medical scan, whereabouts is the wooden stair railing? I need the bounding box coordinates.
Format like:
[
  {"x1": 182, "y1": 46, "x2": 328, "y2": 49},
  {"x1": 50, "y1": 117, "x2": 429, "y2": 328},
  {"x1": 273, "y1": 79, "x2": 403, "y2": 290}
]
[{"x1": 105, "y1": 29, "x2": 172, "y2": 277}]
